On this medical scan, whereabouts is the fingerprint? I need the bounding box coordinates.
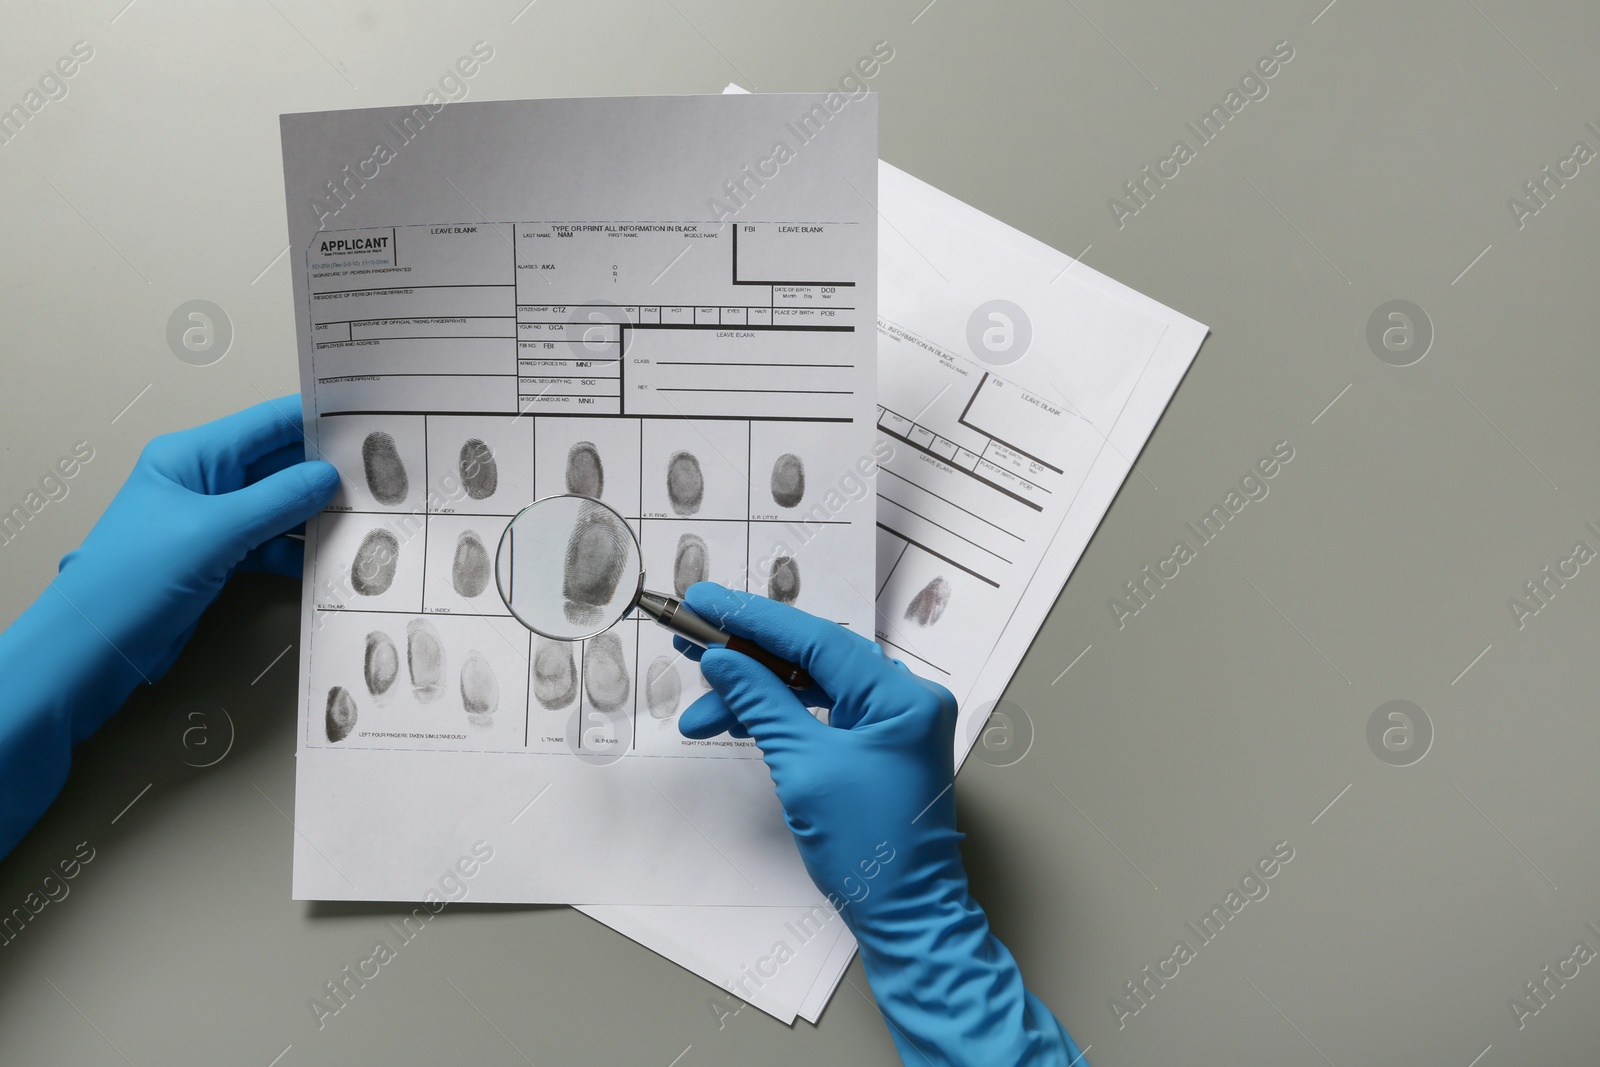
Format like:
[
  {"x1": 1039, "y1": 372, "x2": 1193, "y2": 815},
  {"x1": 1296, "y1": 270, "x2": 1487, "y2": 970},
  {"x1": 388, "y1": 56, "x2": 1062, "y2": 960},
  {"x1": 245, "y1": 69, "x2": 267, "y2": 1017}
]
[
  {"x1": 673, "y1": 533, "x2": 709, "y2": 598},
  {"x1": 533, "y1": 636, "x2": 578, "y2": 710},
  {"x1": 562, "y1": 500, "x2": 631, "y2": 626},
  {"x1": 666, "y1": 451, "x2": 704, "y2": 516},
  {"x1": 904, "y1": 576, "x2": 952, "y2": 627},
  {"x1": 768, "y1": 555, "x2": 801, "y2": 604},
  {"x1": 566, "y1": 441, "x2": 604, "y2": 498},
  {"x1": 325, "y1": 686, "x2": 357, "y2": 743},
  {"x1": 770, "y1": 453, "x2": 805, "y2": 509},
  {"x1": 452, "y1": 530, "x2": 491, "y2": 598},
  {"x1": 362, "y1": 431, "x2": 409, "y2": 506},
  {"x1": 645, "y1": 656, "x2": 682, "y2": 720},
  {"x1": 585, "y1": 632, "x2": 631, "y2": 712},
  {"x1": 406, "y1": 618, "x2": 447, "y2": 704},
  {"x1": 364, "y1": 631, "x2": 398, "y2": 696},
  {"x1": 460, "y1": 651, "x2": 499, "y2": 727},
  {"x1": 459, "y1": 438, "x2": 498, "y2": 500},
  {"x1": 351, "y1": 528, "x2": 399, "y2": 596}
]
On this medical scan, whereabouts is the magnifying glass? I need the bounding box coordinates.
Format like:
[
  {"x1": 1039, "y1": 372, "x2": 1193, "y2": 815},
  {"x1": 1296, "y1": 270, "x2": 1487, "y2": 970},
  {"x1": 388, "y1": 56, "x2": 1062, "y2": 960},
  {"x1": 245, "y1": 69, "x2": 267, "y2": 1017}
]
[{"x1": 493, "y1": 494, "x2": 813, "y2": 689}]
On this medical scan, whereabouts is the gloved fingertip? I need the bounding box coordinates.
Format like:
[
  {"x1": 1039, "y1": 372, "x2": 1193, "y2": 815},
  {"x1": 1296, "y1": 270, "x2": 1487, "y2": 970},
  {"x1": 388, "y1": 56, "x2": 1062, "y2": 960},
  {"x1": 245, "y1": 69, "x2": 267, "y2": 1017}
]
[
  {"x1": 684, "y1": 581, "x2": 732, "y2": 597},
  {"x1": 676, "y1": 717, "x2": 717, "y2": 740},
  {"x1": 682, "y1": 581, "x2": 743, "y2": 623},
  {"x1": 272, "y1": 460, "x2": 340, "y2": 517},
  {"x1": 300, "y1": 459, "x2": 342, "y2": 502},
  {"x1": 678, "y1": 695, "x2": 739, "y2": 739},
  {"x1": 695, "y1": 645, "x2": 742, "y2": 686},
  {"x1": 222, "y1": 459, "x2": 341, "y2": 552}
]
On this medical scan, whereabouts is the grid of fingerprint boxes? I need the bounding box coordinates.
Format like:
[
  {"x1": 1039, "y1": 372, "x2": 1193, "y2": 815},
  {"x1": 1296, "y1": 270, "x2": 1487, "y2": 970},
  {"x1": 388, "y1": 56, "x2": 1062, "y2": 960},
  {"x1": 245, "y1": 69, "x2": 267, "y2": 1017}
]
[{"x1": 307, "y1": 412, "x2": 859, "y2": 758}]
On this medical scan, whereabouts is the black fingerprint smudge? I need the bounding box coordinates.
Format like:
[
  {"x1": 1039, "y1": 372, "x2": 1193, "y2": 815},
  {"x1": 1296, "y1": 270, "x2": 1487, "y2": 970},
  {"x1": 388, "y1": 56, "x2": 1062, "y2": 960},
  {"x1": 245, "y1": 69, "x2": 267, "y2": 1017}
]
[
  {"x1": 768, "y1": 555, "x2": 801, "y2": 604},
  {"x1": 585, "y1": 632, "x2": 631, "y2": 712},
  {"x1": 666, "y1": 451, "x2": 704, "y2": 516},
  {"x1": 563, "y1": 501, "x2": 631, "y2": 626},
  {"x1": 645, "y1": 656, "x2": 682, "y2": 720},
  {"x1": 566, "y1": 441, "x2": 604, "y2": 498},
  {"x1": 904, "y1": 576, "x2": 952, "y2": 627},
  {"x1": 452, "y1": 530, "x2": 491, "y2": 598},
  {"x1": 362, "y1": 431, "x2": 409, "y2": 505},
  {"x1": 770, "y1": 453, "x2": 805, "y2": 509},
  {"x1": 460, "y1": 651, "x2": 499, "y2": 726},
  {"x1": 459, "y1": 438, "x2": 498, "y2": 500},
  {"x1": 326, "y1": 686, "x2": 357, "y2": 743},
  {"x1": 533, "y1": 637, "x2": 578, "y2": 710},
  {"x1": 351, "y1": 528, "x2": 399, "y2": 596},
  {"x1": 673, "y1": 533, "x2": 709, "y2": 598},
  {"x1": 364, "y1": 631, "x2": 398, "y2": 696},
  {"x1": 407, "y1": 618, "x2": 446, "y2": 704}
]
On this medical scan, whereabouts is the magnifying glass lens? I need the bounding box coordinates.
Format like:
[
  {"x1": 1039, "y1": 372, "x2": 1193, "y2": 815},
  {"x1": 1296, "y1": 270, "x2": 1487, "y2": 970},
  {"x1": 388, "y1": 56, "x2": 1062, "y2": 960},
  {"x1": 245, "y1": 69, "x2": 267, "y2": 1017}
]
[
  {"x1": 495, "y1": 494, "x2": 814, "y2": 690},
  {"x1": 495, "y1": 495, "x2": 642, "y2": 641}
]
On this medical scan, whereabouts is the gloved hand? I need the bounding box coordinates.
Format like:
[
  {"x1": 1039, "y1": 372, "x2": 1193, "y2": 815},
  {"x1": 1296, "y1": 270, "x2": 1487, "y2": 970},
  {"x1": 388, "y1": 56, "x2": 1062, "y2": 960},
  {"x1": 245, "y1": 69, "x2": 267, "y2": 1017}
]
[
  {"x1": 676, "y1": 584, "x2": 1087, "y2": 1067},
  {"x1": 0, "y1": 395, "x2": 338, "y2": 856},
  {"x1": 53, "y1": 395, "x2": 339, "y2": 705}
]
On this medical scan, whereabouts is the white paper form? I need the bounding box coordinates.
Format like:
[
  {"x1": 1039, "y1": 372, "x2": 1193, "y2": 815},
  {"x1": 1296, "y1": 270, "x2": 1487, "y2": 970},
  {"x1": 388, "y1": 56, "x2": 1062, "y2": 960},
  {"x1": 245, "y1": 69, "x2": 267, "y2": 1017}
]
[
  {"x1": 580, "y1": 117, "x2": 1208, "y2": 1022},
  {"x1": 281, "y1": 94, "x2": 879, "y2": 904}
]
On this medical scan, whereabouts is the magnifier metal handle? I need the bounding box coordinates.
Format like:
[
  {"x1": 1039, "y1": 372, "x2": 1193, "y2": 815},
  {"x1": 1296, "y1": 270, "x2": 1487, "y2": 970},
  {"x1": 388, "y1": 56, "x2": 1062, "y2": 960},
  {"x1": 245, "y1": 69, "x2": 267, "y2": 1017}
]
[{"x1": 637, "y1": 592, "x2": 814, "y2": 690}]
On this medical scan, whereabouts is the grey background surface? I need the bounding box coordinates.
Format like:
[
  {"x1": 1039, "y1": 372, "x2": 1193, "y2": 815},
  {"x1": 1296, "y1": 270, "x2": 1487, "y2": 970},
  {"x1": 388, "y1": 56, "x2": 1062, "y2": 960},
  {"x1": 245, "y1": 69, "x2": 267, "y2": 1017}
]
[{"x1": 0, "y1": 0, "x2": 1595, "y2": 1063}]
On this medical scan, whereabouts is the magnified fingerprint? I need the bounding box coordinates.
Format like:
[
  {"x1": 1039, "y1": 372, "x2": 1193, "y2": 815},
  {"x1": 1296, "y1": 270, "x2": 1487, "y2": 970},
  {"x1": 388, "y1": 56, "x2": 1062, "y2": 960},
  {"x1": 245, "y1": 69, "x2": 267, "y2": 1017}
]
[
  {"x1": 459, "y1": 438, "x2": 498, "y2": 500},
  {"x1": 645, "y1": 655, "x2": 682, "y2": 720},
  {"x1": 770, "y1": 453, "x2": 805, "y2": 509},
  {"x1": 563, "y1": 501, "x2": 631, "y2": 626},
  {"x1": 325, "y1": 686, "x2": 357, "y2": 743},
  {"x1": 407, "y1": 618, "x2": 447, "y2": 704},
  {"x1": 566, "y1": 441, "x2": 604, "y2": 498},
  {"x1": 768, "y1": 555, "x2": 801, "y2": 604},
  {"x1": 904, "y1": 576, "x2": 952, "y2": 627},
  {"x1": 533, "y1": 636, "x2": 578, "y2": 710},
  {"x1": 364, "y1": 631, "x2": 399, "y2": 696},
  {"x1": 460, "y1": 651, "x2": 499, "y2": 727},
  {"x1": 585, "y1": 632, "x2": 631, "y2": 712},
  {"x1": 351, "y1": 528, "x2": 399, "y2": 596},
  {"x1": 452, "y1": 530, "x2": 491, "y2": 598},
  {"x1": 666, "y1": 451, "x2": 704, "y2": 515},
  {"x1": 362, "y1": 431, "x2": 409, "y2": 505},
  {"x1": 673, "y1": 533, "x2": 709, "y2": 598}
]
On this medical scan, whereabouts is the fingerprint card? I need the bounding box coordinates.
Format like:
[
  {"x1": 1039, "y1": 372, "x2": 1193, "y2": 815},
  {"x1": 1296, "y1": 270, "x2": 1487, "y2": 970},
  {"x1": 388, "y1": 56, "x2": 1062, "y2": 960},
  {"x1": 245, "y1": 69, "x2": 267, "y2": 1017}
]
[{"x1": 285, "y1": 92, "x2": 879, "y2": 906}]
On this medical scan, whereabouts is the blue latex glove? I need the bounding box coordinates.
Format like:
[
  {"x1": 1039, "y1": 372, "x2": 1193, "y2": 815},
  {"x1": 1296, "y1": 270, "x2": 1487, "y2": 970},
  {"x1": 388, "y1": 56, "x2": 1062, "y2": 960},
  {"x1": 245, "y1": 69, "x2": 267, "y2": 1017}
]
[
  {"x1": 676, "y1": 584, "x2": 1087, "y2": 1067},
  {"x1": 0, "y1": 396, "x2": 338, "y2": 857}
]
